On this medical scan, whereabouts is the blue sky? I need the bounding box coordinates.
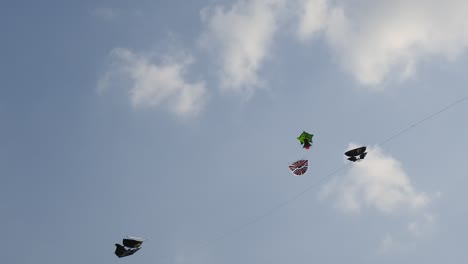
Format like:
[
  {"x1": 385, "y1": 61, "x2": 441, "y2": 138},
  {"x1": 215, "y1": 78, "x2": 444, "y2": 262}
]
[{"x1": 1, "y1": 1, "x2": 468, "y2": 263}]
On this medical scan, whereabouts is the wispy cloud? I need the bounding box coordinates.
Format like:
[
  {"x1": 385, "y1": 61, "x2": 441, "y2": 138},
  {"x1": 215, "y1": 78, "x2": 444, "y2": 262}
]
[
  {"x1": 199, "y1": 0, "x2": 286, "y2": 95},
  {"x1": 377, "y1": 213, "x2": 437, "y2": 253},
  {"x1": 199, "y1": 0, "x2": 468, "y2": 90},
  {"x1": 296, "y1": 0, "x2": 329, "y2": 40},
  {"x1": 378, "y1": 233, "x2": 395, "y2": 254},
  {"x1": 98, "y1": 48, "x2": 207, "y2": 117},
  {"x1": 407, "y1": 213, "x2": 436, "y2": 237},
  {"x1": 98, "y1": 0, "x2": 468, "y2": 114}
]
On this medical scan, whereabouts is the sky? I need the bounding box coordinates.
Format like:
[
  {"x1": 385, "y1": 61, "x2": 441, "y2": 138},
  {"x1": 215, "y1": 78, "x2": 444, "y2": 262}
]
[{"x1": 1, "y1": 0, "x2": 468, "y2": 263}]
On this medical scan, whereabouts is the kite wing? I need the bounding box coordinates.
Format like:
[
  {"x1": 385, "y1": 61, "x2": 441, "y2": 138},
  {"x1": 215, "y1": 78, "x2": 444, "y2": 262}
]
[
  {"x1": 115, "y1": 246, "x2": 141, "y2": 258},
  {"x1": 288, "y1": 159, "x2": 309, "y2": 176},
  {"x1": 123, "y1": 237, "x2": 144, "y2": 249},
  {"x1": 344, "y1": 146, "x2": 366, "y2": 157},
  {"x1": 126, "y1": 247, "x2": 141, "y2": 256},
  {"x1": 115, "y1": 236, "x2": 144, "y2": 258},
  {"x1": 344, "y1": 146, "x2": 367, "y2": 162},
  {"x1": 115, "y1": 244, "x2": 129, "y2": 258}
]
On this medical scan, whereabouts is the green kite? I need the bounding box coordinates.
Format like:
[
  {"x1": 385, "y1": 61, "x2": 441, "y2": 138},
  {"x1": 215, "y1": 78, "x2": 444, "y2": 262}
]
[{"x1": 297, "y1": 131, "x2": 313, "y2": 149}]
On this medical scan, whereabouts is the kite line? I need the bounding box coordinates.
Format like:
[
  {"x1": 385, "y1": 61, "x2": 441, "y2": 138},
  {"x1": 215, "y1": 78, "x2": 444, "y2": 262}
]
[
  {"x1": 378, "y1": 94, "x2": 468, "y2": 146},
  {"x1": 160, "y1": 94, "x2": 468, "y2": 262},
  {"x1": 205, "y1": 94, "x2": 468, "y2": 245}
]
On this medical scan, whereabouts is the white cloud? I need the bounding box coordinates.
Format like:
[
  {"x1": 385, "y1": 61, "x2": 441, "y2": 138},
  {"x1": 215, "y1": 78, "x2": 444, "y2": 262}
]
[
  {"x1": 198, "y1": 0, "x2": 468, "y2": 90},
  {"x1": 98, "y1": 48, "x2": 207, "y2": 117},
  {"x1": 99, "y1": 0, "x2": 468, "y2": 109},
  {"x1": 296, "y1": 0, "x2": 329, "y2": 40},
  {"x1": 320, "y1": 144, "x2": 439, "y2": 251},
  {"x1": 321, "y1": 144, "x2": 430, "y2": 214},
  {"x1": 297, "y1": 0, "x2": 468, "y2": 86},
  {"x1": 199, "y1": 0, "x2": 286, "y2": 95}
]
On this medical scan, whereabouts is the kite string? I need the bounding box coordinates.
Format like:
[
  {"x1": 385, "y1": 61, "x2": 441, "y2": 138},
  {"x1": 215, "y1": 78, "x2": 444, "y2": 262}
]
[
  {"x1": 153, "y1": 163, "x2": 350, "y2": 264},
  {"x1": 159, "y1": 94, "x2": 468, "y2": 263},
  {"x1": 378, "y1": 94, "x2": 468, "y2": 146},
  {"x1": 195, "y1": 163, "x2": 350, "y2": 250},
  {"x1": 201, "y1": 94, "x2": 468, "y2": 245}
]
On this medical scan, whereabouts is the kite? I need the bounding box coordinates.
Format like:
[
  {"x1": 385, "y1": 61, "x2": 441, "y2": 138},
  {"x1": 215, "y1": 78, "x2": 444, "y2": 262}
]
[
  {"x1": 344, "y1": 146, "x2": 367, "y2": 162},
  {"x1": 123, "y1": 237, "x2": 144, "y2": 249},
  {"x1": 114, "y1": 237, "x2": 144, "y2": 258},
  {"x1": 115, "y1": 244, "x2": 140, "y2": 258},
  {"x1": 297, "y1": 131, "x2": 313, "y2": 149},
  {"x1": 289, "y1": 159, "x2": 309, "y2": 176}
]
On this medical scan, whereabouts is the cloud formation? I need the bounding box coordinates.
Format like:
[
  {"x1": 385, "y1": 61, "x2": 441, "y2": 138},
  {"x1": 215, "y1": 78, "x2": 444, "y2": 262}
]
[
  {"x1": 199, "y1": 0, "x2": 286, "y2": 95},
  {"x1": 296, "y1": 0, "x2": 329, "y2": 40},
  {"x1": 320, "y1": 144, "x2": 430, "y2": 214},
  {"x1": 98, "y1": 0, "x2": 468, "y2": 114},
  {"x1": 98, "y1": 48, "x2": 207, "y2": 117},
  {"x1": 321, "y1": 144, "x2": 438, "y2": 251},
  {"x1": 199, "y1": 0, "x2": 468, "y2": 90},
  {"x1": 297, "y1": 0, "x2": 468, "y2": 86}
]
